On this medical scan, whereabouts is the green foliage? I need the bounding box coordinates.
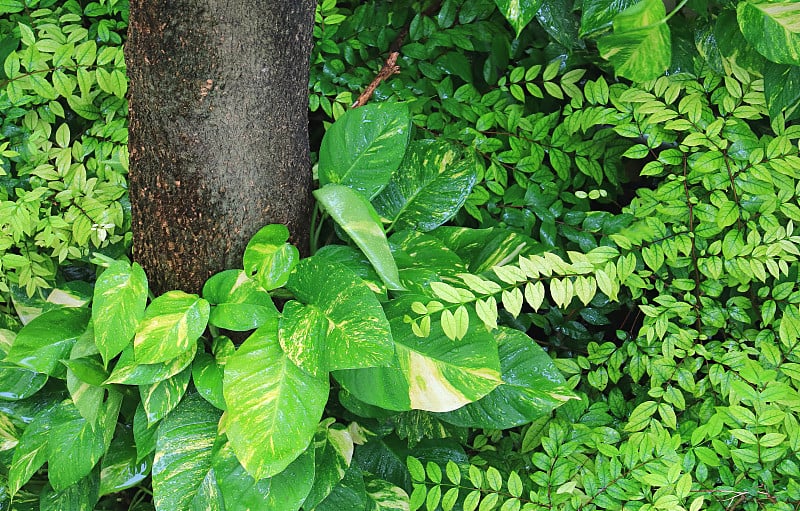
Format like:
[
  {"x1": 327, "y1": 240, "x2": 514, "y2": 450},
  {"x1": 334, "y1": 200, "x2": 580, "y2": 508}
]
[{"x1": 0, "y1": 0, "x2": 129, "y2": 324}]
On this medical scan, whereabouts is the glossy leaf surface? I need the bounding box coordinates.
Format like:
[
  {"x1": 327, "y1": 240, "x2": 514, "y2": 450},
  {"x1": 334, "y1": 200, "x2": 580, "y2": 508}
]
[
  {"x1": 373, "y1": 139, "x2": 477, "y2": 233},
  {"x1": 203, "y1": 270, "x2": 278, "y2": 331},
  {"x1": 318, "y1": 102, "x2": 411, "y2": 198},
  {"x1": 494, "y1": 0, "x2": 542, "y2": 36},
  {"x1": 6, "y1": 307, "x2": 90, "y2": 376},
  {"x1": 437, "y1": 328, "x2": 578, "y2": 428},
  {"x1": 738, "y1": 1, "x2": 800, "y2": 65},
  {"x1": 281, "y1": 257, "x2": 393, "y2": 376},
  {"x1": 314, "y1": 184, "x2": 404, "y2": 290},
  {"x1": 92, "y1": 260, "x2": 148, "y2": 365},
  {"x1": 242, "y1": 224, "x2": 299, "y2": 291},
  {"x1": 134, "y1": 291, "x2": 209, "y2": 365},
  {"x1": 223, "y1": 321, "x2": 329, "y2": 479}
]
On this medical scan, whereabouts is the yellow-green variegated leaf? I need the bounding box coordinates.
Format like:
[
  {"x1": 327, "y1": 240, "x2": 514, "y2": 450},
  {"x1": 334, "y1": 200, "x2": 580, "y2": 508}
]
[
  {"x1": 281, "y1": 257, "x2": 393, "y2": 377},
  {"x1": 373, "y1": 140, "x2": 477, "y2": 233},
  {"x1": 242, "y1": 224, "x2": 300, "y2": 291},
  {"x1": 431, "y1": 227, "x2": 544, "y2": 273},
  {"x1": 738, "y1": 1, "x2": 800, "y2": 65},
  {"x1": 93, "y1": 260, "x2": 148, "y2": 365},
  {"x1": 597, "y1": 0, "x2": 671, "y2": 82},
  {"x1": 318, "y1": 102, "x2": 411, "y2": 199},
  {"x1": 334, "y1": 301, "x2": 502, "y2": 413},
  {"x1": 223, "y1": 320, "x2": 329, "y2": 480},
  {"x1": 202, "y1": 269, "x2": 279, "y2": 331},
  {"x1": 314, "y1": 184, "x2": 404, "y2": 290},
  {"x1": 106, "y1": 342, "x2": 196, "y2": 385},
  {"x1": 366, "y1": 477, "x2": 410, "y2": 511},
  {"x1": 436, "y1": 328, "x2": 578, "y2": 429},
  {"x1": 6, "y1": 307, "x2": 90, "y2": 376},
  {"x1": 152, "y1": 393, "x2": 221, "y2": 511},
  {"x1": 303, "y1": 420, "x2": 355, "y2": 510},
  {"x1": 134, "y1": 291, "x2": 209, "y2": 365},
  {"x1": 494, "y1": 0, "x2": 543, "y2": 36},
  {"x1": 212, "y1": 439, "x2": 315, "y2": 510},
  {"x1": 139, "y1": 365, "x2": 192, "y2": 425}
]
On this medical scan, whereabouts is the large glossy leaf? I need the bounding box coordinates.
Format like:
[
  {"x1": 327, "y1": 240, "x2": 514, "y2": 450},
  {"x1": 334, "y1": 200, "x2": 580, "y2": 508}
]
[
  {"x1": 738, "y1": 1, "x2": 800, "y2": 65},
  {"x1": 494, "y1": 0, "x2": 542, "y2": 36},
  {"x1": 47, "y1": 396, "x2": 120, "y2": 491},
  {"x1": 140, "y1": 365, "x2": 192, "y2": 425},
  {"x1": 106, "y1": 342, "x2": 196, "y2": 385},
  {"x1": 241, "y1": 224, "x2": 299, "y2": 291},
  {"x1": 304, "y1": 419, "x2": 355, "y2": 509},
  {"x1": 335, "y1": 303, "x2": 502, "y2": 412},
  {"x1": 373, "y1": 140, "x2": 477, "y2": 233},
  {"x1": 0, "y1": 330, "x2": 47, "y2": 400},
  {"x1": 314, "y1": 184, "x2": 404, "y2": 290},
  {"x1": 437, "y1": 327, "x2": 578, "y2": 429},
  {"x1": 134, "y1": 291, "x2": 209, "y2": 365},
  {"x1": 314, "y1": 245, "x2": 386, "y2": 296},
  {"x1": 365, "y1": 477, "x2": 410, "y2": 511},
  {"x1": 764, "y1": 61, "x2": 800, "y2": 118},
  {"x1": 192, "y1": 351, "x2": 226, "y2": 410},
  {"x1": 579, "y1": 0, "x2": 638, "y2": 37},
  {"x1": 202, "y1": 270, "x2": 278, "y2": 331},
  {"x1": 8, "y1": 406, "x2": 54, "y2": 495},
  {"x1": 39, "y1": 474, "x2": 99, "y2": 511},
  {"x1": 314, "y1": 465, "x2": 369, "y2": 511},
  {"x1": 92, "y1": 260, "x2": 148, "y2": 365},
  {"x1": 537, "y1": 0, "x2": 583, "y2": 50},
  {"x1": 597, "y1": 0, "x2": 671, "y2": 82},
  {"x1": 6, "y1": 307, "x2": 90, "y2": 376},
  {"x1": 431, "y1": 227, "x2": 544, "y2": 273},
  {"x1": 152, "y1": 393, "x2": 221, "y2": 511},
  {"x1": 390, "y1": 231, "x2": 467, "y2": 294},
  {"x1": 223, "y1": 321, "x2": 329, "y2": 479},
  {"x1": 213, "y1": 439, "x2": 315, "y2": 511},
  {"x1": 99, "y1": 427, "x2": 150, "y2": 496},
  {"x1": 281, "y1": 257, "x2": 393, "y2": 376},
  {"x1": 318, "y1": 102, "x2": 411, "y2": 198}
]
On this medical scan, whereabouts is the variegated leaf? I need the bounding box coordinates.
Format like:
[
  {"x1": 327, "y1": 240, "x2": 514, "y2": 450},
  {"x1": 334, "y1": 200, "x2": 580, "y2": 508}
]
[
  {"x1": 223, "y1": 321, "x2": 329, "y2": 479},
  {"x1": 92, "y1": 260, "x2": 148, "y2": 365},
  {"x1": 242, "y1": 224, "x2": 299, "y2": 291},
  {"x1": 140, "y1": 365, "x2": 192, "y2": 425},
  {"x1": 134, "y1": 291, "x2": 209, "y2": 365}
]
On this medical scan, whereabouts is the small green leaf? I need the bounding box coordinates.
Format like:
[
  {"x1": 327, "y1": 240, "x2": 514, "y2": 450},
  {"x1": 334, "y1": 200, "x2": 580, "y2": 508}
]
[{"x1": 242, "y1": 224, "x2": 299, "y2": 291}]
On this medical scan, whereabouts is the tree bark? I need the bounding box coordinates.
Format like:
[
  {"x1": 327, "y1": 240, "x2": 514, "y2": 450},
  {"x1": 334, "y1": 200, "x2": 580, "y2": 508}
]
[{"x1": 126, "y1": 0, "x2": 314, "y2": 295}]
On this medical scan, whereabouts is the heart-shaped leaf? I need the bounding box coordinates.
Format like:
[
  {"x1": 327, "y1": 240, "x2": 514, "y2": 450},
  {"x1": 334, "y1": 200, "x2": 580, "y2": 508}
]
[
  {"x1": 281, "y1": 257, "x2": 394, "y2": 377},
  {"x1": 242, "y1": 224, "x2": 299, "y2": 291},
  {"x1": 134, "y1": 291, "x2": 209, "y2": 364},
  {"x1": 92, "y1": 260, "x2": 148, "y2": 365},
  {"x1": 6, "y1": 307, "x2": 90, "y2": 376},
  {"x1": 373, "y1": 139, "x2": 477, "y2": 233},
  {"x1": 494, "y1": 0, "x2": 543, "y2": 36},
  {"x1": 318, "y1": 102, "x2": 411, "y2": 198},
  {"x1": 203, "y1": 270, "x2": 279, "y2": 331},
  {"x1": 223, "y1": 320, "x2": 329, "y2": 479}
]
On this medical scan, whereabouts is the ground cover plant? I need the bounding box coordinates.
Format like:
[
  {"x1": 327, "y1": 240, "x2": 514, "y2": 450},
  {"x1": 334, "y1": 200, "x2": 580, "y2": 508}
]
[{"x1": 2, "y1": 0, "x2": 800, "y2": 510}]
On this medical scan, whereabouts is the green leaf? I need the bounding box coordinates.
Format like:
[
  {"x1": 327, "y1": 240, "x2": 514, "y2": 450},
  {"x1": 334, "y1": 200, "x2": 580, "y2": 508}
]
[
  {"x1": 580, "y1": 0, "x2": 639, "y2": 37},
  {"x1": 242, "y1": 224, "x2": 299, "y2": 291},
  {"x1": 192, "y1": 351, "x2": 226, "y2": 410},
  {"x1": 93, "y1": 261, "x2": 148, "y2": 365},
  {"x1": 140, "y1": 365, "x2": 192, "y2": 425},
  {"x1": 431, "y1": 227, "x2": 544, "y2": 273},
  {"x1": 99, "y1": 427, "x2": 150, "y2": 496},
  {"x1": 314, "y1": 184, "x2": 404, "y2": 290},
  {"x1": 737, "y1": 1, "x2": 800, "y2": 65},
  {"x1": 152, "y1": 393, "x2": 221, "y2": 511},
  {"x1": 106, "y1": 342, "x2": 196, "y2": 385},
  {"x1": 764, "y1": 61, "x2": 800, "y2": 118},
  {"x1": 437, "y1": 328, "x2": 577, "y2": 428},
  {"x1": 597, "y1": 0, "x2": 671, "y2": 81},
  {"x1": 318, "y1": 102, "x2": 411, "y2": 198},
  {"x1": 303, "y1": 421, "x2": 354, "y2": 509},
  {"x1": 223, "y1": 321, "x2": 329, "y2": 479},
  {"x1": 366, "y1": 476, "x2": 410, "y2": 511},
  {"x1": 281, "y1": 257, "x2": 393, "y2": 376},
  {"x1": 202, "y1": 270, "x2": 279, "y2": 331},
  {"x1": 335, "y1": 302, "x2": 502, "y2": 412},
  {"x1": 0, "y1": 0, "x2": 24, "y2": 14},
  {"x1": 48, "y1": 396, "x2": 121, "y2": 491},
  {"x1": 0, "y1": 330, "x2": 48, "y2": 400},
  {"x1": 40, "y1": 474, "x2": 99, "y2": 511},
  {"x1": 213, "y1": 439, "x2": 315, "y2": 511},
  {"x1": 625, "y1": 400, "x2": 658, "y2": 432},
  {"x1": 494, "y1": 0, "x2": 543, "y2": 36},
  {"x1": 6, "y1": 307, "x2": 90, "y2": 376},
  {"x1": 134, "y1": 291, "x2": 210, "y2": 365},
  {"x1": 373, "y1": 140, "x2": 478, "y2": 233},
  {"x1": 9, "y1": 406, "x2": 54, "y2": 495}
]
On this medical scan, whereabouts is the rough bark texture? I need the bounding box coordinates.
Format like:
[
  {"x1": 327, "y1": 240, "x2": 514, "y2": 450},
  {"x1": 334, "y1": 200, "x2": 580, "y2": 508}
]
[{"x1": 126, "y1": 0, "x2": 314, "y2": 295}]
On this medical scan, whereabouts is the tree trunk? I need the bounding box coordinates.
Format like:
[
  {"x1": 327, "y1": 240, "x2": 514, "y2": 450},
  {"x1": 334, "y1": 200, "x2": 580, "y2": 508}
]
[{"x1": 126, "y1": 0, "x2": 314, "y2": 295}]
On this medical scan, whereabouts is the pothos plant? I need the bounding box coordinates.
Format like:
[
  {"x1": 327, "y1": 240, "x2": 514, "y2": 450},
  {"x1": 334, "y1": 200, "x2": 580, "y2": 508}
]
[{"x1": 0, "y1": 103, "x2": 595, "y2": 510}]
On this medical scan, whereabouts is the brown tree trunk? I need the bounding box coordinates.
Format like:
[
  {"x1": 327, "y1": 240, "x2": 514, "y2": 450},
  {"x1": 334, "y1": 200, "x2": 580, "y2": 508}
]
[{"x1": 126, "y1": 1, "x2": 314, "y2": 295}]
